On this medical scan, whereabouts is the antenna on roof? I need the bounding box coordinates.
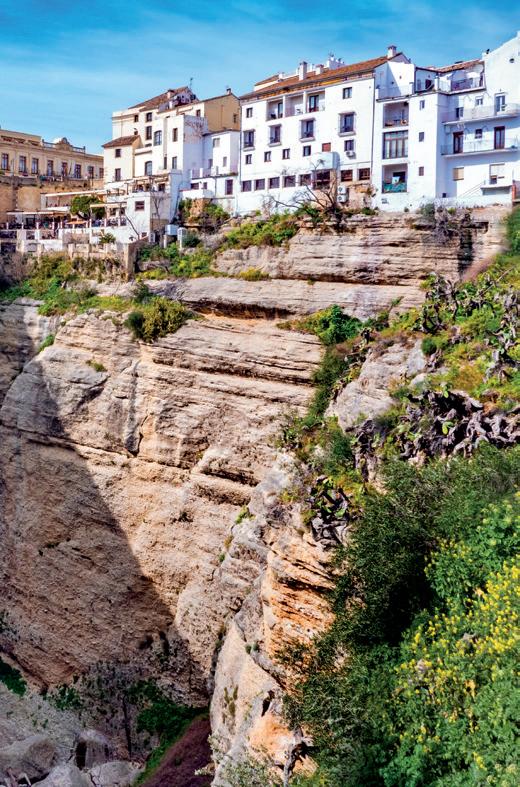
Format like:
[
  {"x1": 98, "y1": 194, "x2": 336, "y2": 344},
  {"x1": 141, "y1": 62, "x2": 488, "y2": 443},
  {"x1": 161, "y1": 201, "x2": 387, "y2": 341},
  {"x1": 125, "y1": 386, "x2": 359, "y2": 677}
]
[{"x1": 189, "y1": 77, "x2": 194, "y2": 92}]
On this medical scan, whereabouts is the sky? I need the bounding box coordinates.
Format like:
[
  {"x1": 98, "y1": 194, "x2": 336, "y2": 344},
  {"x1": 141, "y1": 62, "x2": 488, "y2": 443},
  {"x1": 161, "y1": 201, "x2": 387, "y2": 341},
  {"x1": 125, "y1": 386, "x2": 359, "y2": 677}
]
[{"x1": 0, "y1": 1, "x2": 517, "y2": 151}]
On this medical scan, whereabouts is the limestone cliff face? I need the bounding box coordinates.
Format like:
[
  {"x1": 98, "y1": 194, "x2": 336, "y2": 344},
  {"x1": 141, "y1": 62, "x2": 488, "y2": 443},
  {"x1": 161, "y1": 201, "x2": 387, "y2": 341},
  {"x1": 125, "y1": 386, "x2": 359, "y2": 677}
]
[{"x1": 0, "y1": 212, "x2": 508, "y2": 776}]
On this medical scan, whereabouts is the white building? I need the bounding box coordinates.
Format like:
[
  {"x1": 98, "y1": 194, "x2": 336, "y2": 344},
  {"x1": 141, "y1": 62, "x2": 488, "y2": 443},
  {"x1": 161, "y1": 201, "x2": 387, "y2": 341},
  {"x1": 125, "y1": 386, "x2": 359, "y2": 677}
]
[
  {"x1": 102, "y1": 87, "x2": 240, "y2": 240},
  {"x1": 236, "y1": 50, "x2": 407, "y2": 214},
  {"x1": 372, "y1": 32, "x2": 520, "y2": 210}
]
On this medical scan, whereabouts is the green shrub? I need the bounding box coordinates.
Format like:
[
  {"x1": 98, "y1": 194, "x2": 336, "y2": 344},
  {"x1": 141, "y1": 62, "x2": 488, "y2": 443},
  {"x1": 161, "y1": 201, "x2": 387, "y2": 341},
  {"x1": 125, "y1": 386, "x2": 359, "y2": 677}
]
[
  {"x1": 0, "y1": 657, "x2": 27, "y2": 696},
  {"x1": 124, "y1": 297, "x2": 191, "y2": 342},
  {"x1": 37, "y1": 334, "x2": 55, "y2": 352},
  {"x1": 237, "y1": 267, "x2": 270, "y2": 281},
  {"x1": 169, "y1": 247, "x2": 214, "y2": 278},
  {"x1": 282, "y1": 305, "x2": 363, "y2": 346},
  {"x1": 222, "y1": 214, "x2": 298, "y2": 250}
]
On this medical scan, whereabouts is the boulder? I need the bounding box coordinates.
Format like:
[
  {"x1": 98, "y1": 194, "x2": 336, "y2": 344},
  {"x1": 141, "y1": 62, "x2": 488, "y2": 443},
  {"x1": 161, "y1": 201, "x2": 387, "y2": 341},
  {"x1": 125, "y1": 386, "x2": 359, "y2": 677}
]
[
  {"x1": 36, "y1": 763, "x2": 92, "y2": 787},
  {"x1": 0, "y1": 734, "x2": 56, "y2": 782},
  {"x1": 88, "y1": 760, "x2": 141, "y2": 786}
]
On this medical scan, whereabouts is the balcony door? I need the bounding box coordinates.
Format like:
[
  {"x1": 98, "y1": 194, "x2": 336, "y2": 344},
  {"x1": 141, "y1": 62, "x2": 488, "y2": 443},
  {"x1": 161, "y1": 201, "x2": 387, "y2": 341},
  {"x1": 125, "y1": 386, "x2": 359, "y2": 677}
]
[
  {"x1": 453, "y1": 132, "x2": 464, "y2": 154},
  {"x1": 494, "y1": 126, "x2": 505, "y2": 150},
  {"x1": 494, "y1": 94, "x2": 506, "y2": 114}
]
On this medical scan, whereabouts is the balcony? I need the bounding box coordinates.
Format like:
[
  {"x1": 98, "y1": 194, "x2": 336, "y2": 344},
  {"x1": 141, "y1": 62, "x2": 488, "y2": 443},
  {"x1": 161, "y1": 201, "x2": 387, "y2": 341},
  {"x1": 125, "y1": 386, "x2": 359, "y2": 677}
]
[
  {"x1": 441, "y1": 138, "x2": 519, "y2": 155},
  {"x1": 382, "y1": 181, "x2": 407, "y2": 193},
  {"x1": 449, "y1": 76, "x2": 484, "y2": 92},
  {"x1": 377, "y1": 85, "x2": 414, "y2": 100},
  {"x1": 442, "y1": 103, "x2": 520, "y2": 123}
]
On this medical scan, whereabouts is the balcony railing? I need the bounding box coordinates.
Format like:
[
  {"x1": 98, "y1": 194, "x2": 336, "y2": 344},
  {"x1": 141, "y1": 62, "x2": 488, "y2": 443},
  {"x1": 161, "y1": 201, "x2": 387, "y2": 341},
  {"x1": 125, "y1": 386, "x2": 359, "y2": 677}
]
[
  {"x1": 42, "y1": 140, "x2": 87, "y2": 153},
  {"x1": 377, "y1": 85, "x2": 414, "y2": 100},
  {"x1": 382, "y1": 182, "x2": 407, "y2": 193},
  {"x1": 442, "y1": 103, "x2": 520, "y2": 123},
  {"x1": 441, "y1": 138, "x2": 519, "y2": 155},
  {"x1": 449, "y1": 76, "x2": 484, "y2": 92},
  {"x1": 384, "y1": 116, "x2": 409, "y2": 127}
]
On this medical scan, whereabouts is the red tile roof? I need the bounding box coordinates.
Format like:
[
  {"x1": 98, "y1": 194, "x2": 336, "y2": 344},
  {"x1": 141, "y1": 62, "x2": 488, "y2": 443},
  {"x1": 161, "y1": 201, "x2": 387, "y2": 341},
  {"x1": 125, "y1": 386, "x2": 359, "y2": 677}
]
[
  {"x1": 102, "y1": 135, "x2": 139, "y2": 149},
  {"x1": 420, "y1": 58, "x2": 483, "y2": 73},
  {"x1": 129, "y1": 87, "x2": 195, "y2": 110},
  {"x1": 243, "y1": 54, "x2": 391, "y2": 99}
]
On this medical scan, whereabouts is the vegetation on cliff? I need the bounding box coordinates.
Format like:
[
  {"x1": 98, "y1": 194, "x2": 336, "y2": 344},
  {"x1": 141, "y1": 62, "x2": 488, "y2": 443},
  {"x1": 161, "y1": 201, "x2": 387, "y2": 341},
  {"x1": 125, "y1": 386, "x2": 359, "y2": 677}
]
[{"x1": 278, "y1": 209, "x2": 520, "y2": 786}]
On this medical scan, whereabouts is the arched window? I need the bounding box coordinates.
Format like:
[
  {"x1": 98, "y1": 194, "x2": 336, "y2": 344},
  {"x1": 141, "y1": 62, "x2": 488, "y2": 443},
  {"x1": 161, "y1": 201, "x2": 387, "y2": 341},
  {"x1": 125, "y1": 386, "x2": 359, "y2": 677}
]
[{"x1": 144, "y1": 161, "x2": 152, "y2": 176}]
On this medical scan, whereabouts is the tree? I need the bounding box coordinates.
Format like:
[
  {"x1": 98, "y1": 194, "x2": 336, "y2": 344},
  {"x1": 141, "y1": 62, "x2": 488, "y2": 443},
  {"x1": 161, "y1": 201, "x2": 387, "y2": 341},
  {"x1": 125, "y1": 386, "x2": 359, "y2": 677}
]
[{"x1": 70, "y1": 194, "x2": 105, "y2": 220}]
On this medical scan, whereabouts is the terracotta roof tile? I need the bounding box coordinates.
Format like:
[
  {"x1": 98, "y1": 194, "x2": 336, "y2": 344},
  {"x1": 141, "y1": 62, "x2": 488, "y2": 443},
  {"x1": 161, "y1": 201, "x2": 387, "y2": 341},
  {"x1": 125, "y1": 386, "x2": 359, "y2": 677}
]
[
  {"x1": 102, "y1": 135, "x2": 139, "y2": 149},
  {"x1": 243, "y1": 54, "x2": 391, "y2": 99},
  {"x1": 129, "y1": 87, "x2": 194, "y2": 110}
]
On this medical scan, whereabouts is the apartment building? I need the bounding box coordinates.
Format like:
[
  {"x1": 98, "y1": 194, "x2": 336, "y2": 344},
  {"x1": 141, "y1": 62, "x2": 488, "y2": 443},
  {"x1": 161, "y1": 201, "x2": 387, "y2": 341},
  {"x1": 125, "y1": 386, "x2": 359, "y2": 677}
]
[
  {"x1": 373, "y1": 32, "x2": 520, "y2": 210},
  {"x1": 0, "y1": 129, "x2": 103, "y2": 180},
  {"x1": 237, "y1": 49, "x2": 409, "y2": 213},
  {"x1": 102, "y1": 86, "x2": 240, "y2": 240}
]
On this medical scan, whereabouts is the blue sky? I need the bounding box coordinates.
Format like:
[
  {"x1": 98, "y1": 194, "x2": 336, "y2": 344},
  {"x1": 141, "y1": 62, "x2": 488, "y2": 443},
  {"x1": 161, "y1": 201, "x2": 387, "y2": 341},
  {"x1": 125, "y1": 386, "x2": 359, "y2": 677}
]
[{"x1": 0, "y1": 1, "x2": 517, "y2": 151}]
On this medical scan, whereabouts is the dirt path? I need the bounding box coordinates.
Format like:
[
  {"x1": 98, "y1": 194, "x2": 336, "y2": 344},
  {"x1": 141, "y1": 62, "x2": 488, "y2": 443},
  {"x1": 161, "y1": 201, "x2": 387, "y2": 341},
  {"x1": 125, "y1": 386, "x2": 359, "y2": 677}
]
[{"x1": 141, "y1": 717, "x2": 212, "y2": 787}]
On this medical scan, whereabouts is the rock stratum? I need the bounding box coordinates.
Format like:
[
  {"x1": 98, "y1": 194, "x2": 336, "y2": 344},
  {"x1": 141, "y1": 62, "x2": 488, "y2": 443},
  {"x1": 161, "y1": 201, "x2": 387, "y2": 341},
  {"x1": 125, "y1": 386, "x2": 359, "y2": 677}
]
[{"x1": 0, "y1": 210, "x2": 507, "y2": 782}]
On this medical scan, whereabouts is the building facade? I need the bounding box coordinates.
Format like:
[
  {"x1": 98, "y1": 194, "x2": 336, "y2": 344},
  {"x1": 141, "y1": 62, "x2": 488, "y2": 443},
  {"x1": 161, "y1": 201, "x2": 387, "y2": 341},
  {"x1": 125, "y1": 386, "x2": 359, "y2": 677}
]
[{"x1": 0, "y1": 129, "x2": 103, "y2": 181}]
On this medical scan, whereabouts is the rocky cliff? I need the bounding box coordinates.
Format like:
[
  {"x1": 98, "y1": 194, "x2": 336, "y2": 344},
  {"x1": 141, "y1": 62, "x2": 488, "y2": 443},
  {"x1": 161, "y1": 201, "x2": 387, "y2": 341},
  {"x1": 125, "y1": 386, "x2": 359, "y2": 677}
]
[{"x1": 0, "y1": 209, "x2": 508, "y2": 783}]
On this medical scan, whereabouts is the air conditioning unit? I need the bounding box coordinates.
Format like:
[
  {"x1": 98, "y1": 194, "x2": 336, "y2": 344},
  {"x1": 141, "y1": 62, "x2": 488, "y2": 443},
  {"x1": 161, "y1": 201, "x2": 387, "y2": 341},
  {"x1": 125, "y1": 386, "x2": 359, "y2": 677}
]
[
  {"x1": 338, "y1": 185, "x2": 348, "y2": 194},
  {"x1": 346, "y1": 151, "x2": 356, "y2": 158},
  {"x1": 337, "y1": 194, "x2": 349, "y2": 204}
]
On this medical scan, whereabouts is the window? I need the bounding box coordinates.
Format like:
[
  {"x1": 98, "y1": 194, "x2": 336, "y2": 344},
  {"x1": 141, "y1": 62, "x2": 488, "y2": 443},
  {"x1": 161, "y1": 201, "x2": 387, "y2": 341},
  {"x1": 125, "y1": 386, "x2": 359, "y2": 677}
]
[
  {"x1": 135, "y1": 200, "x2": 145, "y2": 210},
  {"x1": 343, "y1": 86, "x2": 352, "y2": 99},
  {"x1": 495, "y1": 94, "x2": 506, "y2": 113},
  {"x1": 303, "y1": 145, "x2": 311, "y2": 157},
  {"x1": 115, "y1": 148, "x2": 122, "y2": 158},
  {"x1": 269, "y1": 125, "x2": 281, "y2": 144},
  {"x1": 246, "y1": 107, "x2": 253, "y2": 118},
  {"x1": 172, "y1": 128, "x2": 178, "y2": 142},
  {"x1": 233, "y1": 113, "x2": 238, "y2": 124},
  {"x1": 341, "y1": 169, "x2": 353, "y2": 182},
  {"x1": 19, "y1": 155, "x2": 27, "y2": 173},
  {"x1": 383, "y1": 131, "x2": 408, "y2": 159},
  {"x1": 300, "y1": 119, "x2": 315, "y2": 139},
  {"x1": 144, "y1": 161, "x2": 152, "y2": 176},
  {"x1": 225, "y1": 179, "x2": 234, "y2": 195},
  {"x1": 455, "y1": 107, "x2": 464, "y2": 119},
  {"x1": 154, "y1": 130, "x2": 162, "y2": 145},
  {"x1": 418, "y1": 132, "x2": 425, "y2": 142},
  {"x1": 190, "y1": 183, "x2": 200, "y2": 190},
  {"x1": 418, "y1": 166, "x2": 425, "y2": 176},
  {"x1": 213, "y1": 137, "x2": 220, "y2": 148},
  {"x1": 308, "y1": 94, "x2": 320, "y2": 112},
  {"x1": 475, "y1": 128, "x2": 483, "y2": 139},
  {"x1": 282, "y1": 148, "x2": 290, "y2": 160},
  {"x1": 494, "y1": 126, "x2": 505, "y2": 149},
  {"x1": 163, "y1": 156, "x2": 168, "y2": 170},
  {"x1": 61, "y1": 161, "x2": 68, "y2": 176},
  {"x1": 223, "y1": 156, "x2": 228, "y2": 167},
  {"x1": 489, "y1": 163, "x2": 505, "y2": 183},
  {"x1": 245, "y1": 154, "x2": 252, "y2": 165},
  {"x1": 299, "y1": 173, "x2": 312, "y2": 185},
  {"x1": 74, "y1": 164, "x2": 81, "y2": 178},
  {"x1": 322, "y1": 142, "x2": 331, "y2": 152},
  {"x1": 264, "y1": 151, "x2": 271, "y2": 162},
  {"x1": 88, "y1": 166, "x2": 94, "y2": 177},
  {"x1": 358, "y1": 167, "x2": 371, "y2": 180},
  {"x1": 243, "y1": 130, "x2": 255, "y2": 148},
  {"x1": 145, "y1": 126, "x2": 152, "y2": 140},
  {"x1": 99, "y1": 167, "x2": 104, "y2": 178},
  {"x1": 208, "y1": 158, "x2": 213, "y2": 168},
  {"x1": 315, "y1": 169, "x2": 331, "y2": 188},
  {"x1": 1, "y1": 153, "x2": 9, "y2": 170},
  {"x1": 269, "y1": 176, "x2": 280, "y2": 189},
  {"x1": 114, "y1": 168, "x2": 121, "y2": 181},
  {"x1": 46, "y1": 160, "x2": 53, "y2": 175},
  {"x1": 475, "y1": 97, "x2": 484, "y2": 106},
  {"x1": 31, "y1": 158, "x2": 39, "y2": 174},
  {"x1": 255, "y1": 179, "x2": 266, "y2": 190},
  {"x1": 241, "y1": 180, "x2": 252, "y2": 191},
  {"x1": 133, "y1": 114, "x2": 139, "y2": 122},
  {"x1": 283, "y1": 175, "x2": 296, "y2": 187},
  {"x1": 196, "y1": 109, "x2": 201, "y2": 117},
  {"x1": 452, "y1": 167, "x2": 464, "y2": 181},
  {"x1": 172, "y1": 156, "x2": 178, "y2": 169},
  {"x1": 145, "y1": 112, "x2": 152, "y2": 122},
  {"x1": 339, "y1": 113, "x2": 355, "y2": 133},
  {"x1": 419, "y1": 100, "x2": 425, "y2": 110},
  {"x1": 344, "y1": 139, "x2": 355, "y2": 152}
]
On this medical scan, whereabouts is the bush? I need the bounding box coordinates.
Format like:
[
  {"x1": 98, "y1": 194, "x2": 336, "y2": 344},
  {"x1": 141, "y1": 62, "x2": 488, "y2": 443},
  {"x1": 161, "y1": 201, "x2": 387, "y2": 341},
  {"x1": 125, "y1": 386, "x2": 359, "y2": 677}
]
[
  {"x1": 237, "y1": 267, "x2": 270, "y2": 281},
  {"x1": 222, "y1": 214, "x2": 298, "y2": 250},
  {"x1": 0, "y1": 657, "x2": 27, "y2": 696},
  {"x1": 124, "y1": 297, "x2": 191, "y2": 342},
  {"x1": 283, "y1": 305, "x2": 363, "y2": 346}
]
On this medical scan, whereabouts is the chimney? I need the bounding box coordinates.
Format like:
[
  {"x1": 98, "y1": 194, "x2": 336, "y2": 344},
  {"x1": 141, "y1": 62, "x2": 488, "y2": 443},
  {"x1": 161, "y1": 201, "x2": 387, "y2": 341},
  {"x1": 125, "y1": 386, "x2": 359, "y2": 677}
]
[
  {"x1": 226, "y1": 87, "x2": 232, "y2": 95},
  {"x1": 298, "y1": 61, "x2": 308, "y2": 80},
  {"x1": 387, "y1": 45, "x2": 397, "y2": 59}
]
